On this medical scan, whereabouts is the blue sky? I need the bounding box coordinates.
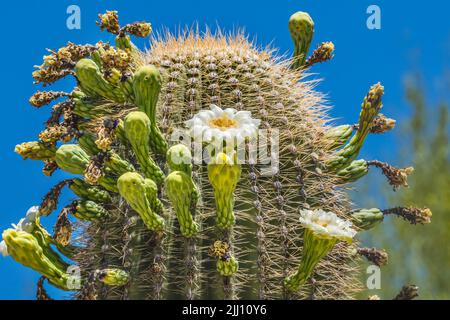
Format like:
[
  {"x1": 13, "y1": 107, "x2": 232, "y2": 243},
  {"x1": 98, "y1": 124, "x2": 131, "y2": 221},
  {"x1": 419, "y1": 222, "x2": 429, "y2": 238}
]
[{"x1": 0, "y1": 0, "x2": 448, "y2": 299}]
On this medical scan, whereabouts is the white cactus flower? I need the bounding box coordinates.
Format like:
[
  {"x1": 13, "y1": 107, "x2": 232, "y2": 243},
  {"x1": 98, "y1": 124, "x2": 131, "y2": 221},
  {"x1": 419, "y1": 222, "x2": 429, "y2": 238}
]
[
  {"x1": 299, "y1": 209, "x2": 357, "y2": 243},
  {"x1": 185, "y1": 104, "x2": 261, "y2": 144},
  {"x1": 0, "y1": 206, "x2": 40, "y2": 257}
]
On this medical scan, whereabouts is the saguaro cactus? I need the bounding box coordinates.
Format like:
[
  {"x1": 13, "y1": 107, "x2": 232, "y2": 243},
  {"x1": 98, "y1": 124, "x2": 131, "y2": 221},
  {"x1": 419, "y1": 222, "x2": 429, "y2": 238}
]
[{"x1": 2, "y1": 10, "x2": 431, "y2": 300}]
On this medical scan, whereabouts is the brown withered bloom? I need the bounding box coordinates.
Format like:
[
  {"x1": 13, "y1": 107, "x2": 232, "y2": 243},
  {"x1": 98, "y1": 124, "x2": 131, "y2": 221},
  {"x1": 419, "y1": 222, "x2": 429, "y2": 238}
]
[
  {"x1": 95, "y1": 119, "x2": 118, "y2": 151},
  {"x1": 33, "y1": 43, "x2": 96, "y2": 85},
  {"x1": 39, "y1": 124, "x2": 69, "y2": 144},
  {"x1": 54, "y1": 206, "x2": 73, "y2": 247},
  {"x1": 97, "y1": 11, "x2": 120, "y2": 34},
  {"x1": 383, "y1": 207, "x2": 432, "y2": 225},
  {"x1": 100, "y1": 47, "x2": 132, "y2": 73},
  {"x1": 29, "y1": 91, "x2": 69, "y2": 108},
  {"x1": 393, "y1": 285, "x2": 419, "y2": 300},
  {"x1": 370, "y1": 113, "x2": 396, "y2": 134},
  {"x1": 121, "y1": 22, "x2": 152, "y2": 38},
  {"x1": 305, "y1": 42, "x2": 335, "y2": 67},
  {"x1": 42, "y1": 160, "x2": 58, "y2": 176},
  {"x1": 40, "y1": 180, "x2": 72, "y2": 216},
  {"x1": 357, "y1": 247, "x2": 389, "y2": 267},
  {"x1": 84, "y1": 153, "x2": 107, "y2": 184},
  {"x1": 209, "y1": 240, "x2": 231, "y2": 261},
  {"x1": 367, "y1": 160, "x2": 414, "y2": 190}
]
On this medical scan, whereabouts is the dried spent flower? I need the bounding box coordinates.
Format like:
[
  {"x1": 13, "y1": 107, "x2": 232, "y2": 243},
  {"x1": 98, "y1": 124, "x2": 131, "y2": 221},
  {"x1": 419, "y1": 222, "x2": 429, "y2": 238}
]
[
  {"x1": 42, "y1": 160, "x2": 59, "y2": 176},
  {"x1": 383, "y1": 207, "x2": 432, "y2": 225},
  {"x1": 305, "y1": 41, "x2": 335, "y2": 67},
  {"x1": 36, "y1": 277, "x2": 54, "y2": 300},
  {"x1": 122, "y1": 22, "x2": 152, "y2": 38},
  {"x1": 29, "y1": 91, "x2": 69, "y2": 108},
  {"x1": 370, "y1": 113, "x2": 396, "y2": 134},
  {"x1": 97, "y1": 11, "x2": 120, "y2": 34},
  {"x1": 40, "y1": 180, "x2": 71, "y2": 216},
  {"x1": 357, "y1": 247, "x2": 389, "y2": 267},
  {"x1": 393, "y1": 285, "x2": 419, "y2": 300},
  {"x1": 367, "y1": 160, "x2": 414, "y2": 190}
]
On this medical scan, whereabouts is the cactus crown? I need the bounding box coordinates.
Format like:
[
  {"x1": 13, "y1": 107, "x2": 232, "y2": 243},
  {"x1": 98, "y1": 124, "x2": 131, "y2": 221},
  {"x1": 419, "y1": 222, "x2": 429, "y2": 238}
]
[{"x1": 2, "y1": 10, "x2": 430, "y2": 300}]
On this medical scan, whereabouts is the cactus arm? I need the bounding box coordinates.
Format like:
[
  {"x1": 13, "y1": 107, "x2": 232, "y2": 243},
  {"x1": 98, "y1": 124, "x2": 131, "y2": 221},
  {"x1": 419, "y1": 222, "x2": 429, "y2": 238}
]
[
  {"x1": 123, "y1": 111, "x2": 165, "y2": 184},
  {"x1": 132, "y1": 66, "x2": 168, "y2": 155},
  {"x1": 289, "y1": 11, "x2": 314, "y2": 69},
  {"x1": 117, "y1": 172, "x2": 165, "y2": 231}
]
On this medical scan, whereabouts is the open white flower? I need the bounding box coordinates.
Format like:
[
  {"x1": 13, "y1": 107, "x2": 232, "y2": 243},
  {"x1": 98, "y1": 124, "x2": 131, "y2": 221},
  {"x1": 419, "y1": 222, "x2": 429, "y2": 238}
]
[
  {"x1": 299, "y1": 209, "x2": 356, "y2": 243},
  {"x1": 0, "y1": 206, "x2": 39, "y2": 257},
  {"x1": 185, "y1": 104, "x2": 261, "y2": 144}
]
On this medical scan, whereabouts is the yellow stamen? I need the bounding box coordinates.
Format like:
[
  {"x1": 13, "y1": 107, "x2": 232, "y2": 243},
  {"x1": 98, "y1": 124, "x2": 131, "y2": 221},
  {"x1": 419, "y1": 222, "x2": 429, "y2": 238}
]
[{"x1": 209, "y1": 116, "x2": 237, "y2": 130}]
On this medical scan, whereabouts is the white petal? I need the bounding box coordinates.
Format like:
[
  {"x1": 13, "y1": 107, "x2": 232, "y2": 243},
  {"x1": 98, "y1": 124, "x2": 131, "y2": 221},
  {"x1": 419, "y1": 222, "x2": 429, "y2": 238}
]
[{"x1": 0, "y1": 241, "x2": 8, "y2": 257}]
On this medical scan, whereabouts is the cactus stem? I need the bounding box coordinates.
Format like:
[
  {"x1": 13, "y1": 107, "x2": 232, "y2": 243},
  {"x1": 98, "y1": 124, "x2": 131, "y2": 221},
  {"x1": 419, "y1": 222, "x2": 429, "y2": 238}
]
[{"x1": 36, "y1": 277, "x2": 53, "y2": 300}]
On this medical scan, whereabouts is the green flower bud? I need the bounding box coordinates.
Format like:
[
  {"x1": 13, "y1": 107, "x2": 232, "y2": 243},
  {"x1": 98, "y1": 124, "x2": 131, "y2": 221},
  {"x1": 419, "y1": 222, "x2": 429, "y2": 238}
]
[
  {"x1": 124, "y1": 111, "x2": 165, "y2": 184},
  {"x1": 98, "y1": 268, "x2": 129, "y2": 286},
  {"x1": 73, "y1": 200, "x2": 108, "y2": 221},
  {"x1": 324, "y1": 125, "x2": 354, "y2": 150},
  {"x1": 207, "y1": 152, "x2": 242, "y2": 229},
  {"x1": 166, "y1": 144, "x2": 192, "y2": 175},
  {"x1": 336, "y1": 159, "x2": 369, "y2": 183},
  {"x1": 165, "y1": 171, "x2": 199, "y2": 237},
  {"x1": 75, "y1": 58, "x2": 125, "y2": 102},
  {"x1": 117, "y1": 172, "x2": 165, "y2": 231},
  {"x1": 217, "y1": 256, "x2": 239, "y2": 277},
  {"x1": 2, "y1": 229, "x2": 70, "y2": 290},
  {"x1": 289, "y1": 11, "x2": 314, "y2": 69},
  {"x1": 69, "y1": 179, "x2": 111, "y2": 203},
  {"x1": 132, "y1": 65, "x2": 168, "y2": 155},
  {"x1": 328, "y1": 83, "x2": 384, "y2": 171},
  {"x1": 55, "y1": 144, "x2": 90, "y2": 175},
  {"x1": 351, "y1": 208, "x2": 384, "y2": 230}
]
